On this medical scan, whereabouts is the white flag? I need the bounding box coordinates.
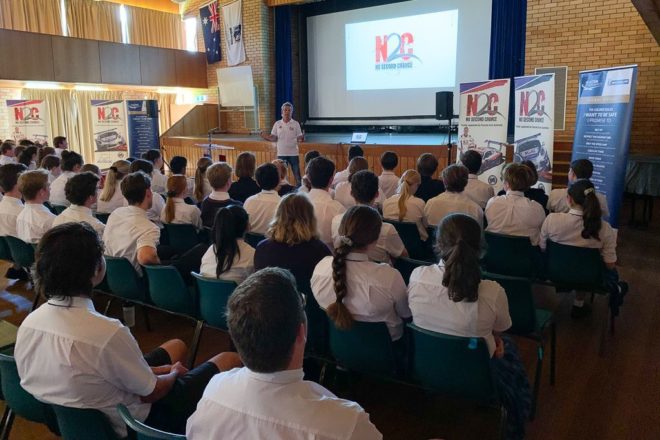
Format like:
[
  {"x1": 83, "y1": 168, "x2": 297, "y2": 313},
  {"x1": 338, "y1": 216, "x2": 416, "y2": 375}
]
[{"x1": 222, "y1": 0, "x2": 246, "y2": 66}]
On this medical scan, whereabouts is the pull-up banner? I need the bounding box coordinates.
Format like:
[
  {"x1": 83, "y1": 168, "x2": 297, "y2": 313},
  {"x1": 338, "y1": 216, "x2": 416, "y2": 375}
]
[
  {"x1": 127, "y1": 100, "x2": 160, "y2": 159},
  {"x1": 6, "y1": 100, "x2": 50, "y2": 144},
  {"x1": 514, "y1": 74, "x2": 555, "y2": 194},
  {"x1": 572, "y1": 65, "x2": 638, "y2": 227},
  {"x1": 458, "y1": 79, "x2": 510, "y2": 193},
  {"x1": 91, "y1": 100, "x2": 128, "y2": 169}
]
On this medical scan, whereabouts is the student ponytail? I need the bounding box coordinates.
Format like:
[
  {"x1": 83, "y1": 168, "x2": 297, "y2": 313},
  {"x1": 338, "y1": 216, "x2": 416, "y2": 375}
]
[
  {"x1": 212, "y1": 205, "x2": 249, "y2": 278},
  {"x1": 329, "y1": 205, "x2": 382, "y2": 330},
  {"x1": 163, "y1": 175, "x2": 188, "y2": 224},
  {"x1": 568, "y1": 179, "x2": 602, "y2": 240},
  {"x1": 99, "y1": 160, "x2": 130, "y2": 202},
  {"x1": 194, "y1": 157, "x2": 213, "y2": 202},
  {"x1": 397, "y1": 169, "x2": 421, "y2": 221}
]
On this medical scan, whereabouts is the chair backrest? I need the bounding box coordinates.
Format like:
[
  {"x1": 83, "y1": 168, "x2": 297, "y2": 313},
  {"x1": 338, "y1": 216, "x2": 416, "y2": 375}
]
[
  {"x1": 244, "y1": 232, "x2": 266, "y2": 248},
  {"x1": 95, "y1": 212, "x2": 110, "y2": 224},
  {"x1": 105, "y1": 256, "x2": 149, "y2": 302},
  {"x1": 482, "y1": 272, "x2": 536, "y2": 335},
  {"x1": 483, "y1": 231, "x2": 539, "y2": 277},
  {"x1": 163, "y1": 224, "x2": 200, "y2": 254},
  {"x1": 52, "y1": 204, "x2": 68, "y2": 215},
  {"x1": 0, "y1": 236, "x2": 12, "y2": 262},
  {"x1": 545, "y1": 240, "x2": 603, "y2": 290},
  {"x1": 407, "y1": 324, "x2": 498, "y2": 403},
  {"x1": 383, "y1": 219, "x2": 432, "y2": 261},
  {"x1": 192, "y1": 272, "x2": 236, "y2": 330},
  {"x1": 393, "y1": 257, "x2": 430, "y2": 285},
  {"x1": 328, "y1": 320, "x2": 397, "y2": 377},
  {"x1": 143, "y1": 265, "x2": 197, "y2": 317},
  {"x1": 117, "y1": 404, "x2": 185, "y2": 440},
  {"x1": 51, "y1": 404, "x2": 118, "y2": 440},
  {"x1": 298, "y1": 278, "x2": 328, "y2": 356},
  {"x1": 5, "y1": 236, "x2": 35, "y2": 268},
  {"x1": 43, "y1": 201, "x2": 59, "y2": 215}
]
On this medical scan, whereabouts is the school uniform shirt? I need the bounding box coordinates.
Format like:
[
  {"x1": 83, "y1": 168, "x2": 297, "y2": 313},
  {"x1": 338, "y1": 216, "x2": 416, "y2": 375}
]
[
  {"x1": 0, "y1": 155, "x2": 16, "y2": 165},
  {"x1": 97, "y1": 186, "x2": 128, "y2": 214},
  {"x1": 47, "y1": 172, "x2": 58, "y2": 184},
  {"x1": 0, "y1": 196, "x2": 24, "y2": 237},
  {"x1": 186, "y1": 367, "x2": 382, "y2": 440},
  {"x1": 159, "y1": 198, "x2": 202, "y2": 230},
  {"x1": 485, "y1": 191, "x2": 546, "y2": 246},
  {"x1": 311, "y1": 252, "x2": 410, "y2": 340},
  {"x1": 547, "y1": 186, "x2": 610, "y2": 220},
  {"x1": 53, "y1": 204, "x2": 105, "y2": 236},
  {"x1": 54, "y1": 147, "x2": 66, "y2": 157},
  {"x1": 424, "y1": 191, "x2": 484, "y2": 228},
  {"x1": 200, "y1": 239, "x2": 255, "y2": 284},
  {"x1": 243, "y1": 190, "x2": 281, "y2": 234},
  {"x1": 382, "y1": 194, "x2": 428, "y2": 241},
  {"x1": 408, "y1": 262, "x2": 512, "y2": 357},
  {"x1": 49, "y1": 171, "x2": 76, "y2": 206},
  {"x1": 379, "y1": 171, "x2": 400, "y2": 199},
  {"x1": 415, "y1": 176, "x2": 445, "y2": 202},
  {"x1": 16, "y1": 203, "x2": 55, "y2": 243},
  {"x1": 464, "y1": 174, "x2": 495, "y2": 209},
  {"x1": 228, "y1": 177, "x2": 261, "y2": 204},
  {"x1": 103, "y1": 206, "x2": 161, "y2": 273},
  {"x1": 307, "y1": 189, "x2": 346, "y2": 248},
  {"x1": 147, "y1": 193, "x2": 165, "y2": 227},
  {"x1": 150, "y1": 169, "x2": 167, "y2": 195},
  {"x1": 254, "y1": 239, "x2": 332, "y2": 288},
  {"x1": 540, "y1": 209, "x2": 617, "y2": 264},
  {"x1": 333, "y1": 168, "x2": 350, "y2": 188},
  {"x1": 331, "y1": 214, "x2": 405, "y2": 264},
  {"x1": 270, "y1": 118, "x2": 302, "y2": 156},
  {"x1": 200, "y1": 191, "x2": 243, "y2": 228},
  {"x1": 15, "y1": 297, "x2": 156, "y2": 438}
]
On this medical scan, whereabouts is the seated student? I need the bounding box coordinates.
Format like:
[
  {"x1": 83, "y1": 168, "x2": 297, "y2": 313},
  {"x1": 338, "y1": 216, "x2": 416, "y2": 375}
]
[
  {"x1": 408, "y1": 214, "x2": 531, "y2": 440},
  {"x1": 142, "y1": 149, "x2": 167, "y2": 195},
  {"x1": 52, "y1": 135, "x2": 68, "y2": 157},
  {"x1": 200, "y1": 205, "x2": 255, "y2": 284},
  {"x1": 424, "y1": 164, "x2": 484, "y2": 228},
  {"x1": 200, "y1": 162, "x2": 242, "y2": 228},
  {"x1": 229, "y1": 152, "x2": 260, "y2": 203},
  {"x1": 244, "y1": 163, "x2": 281, "y2": 234},
  {"x1": 485, "y1": 163, "x2": 546, "y2": 246},
  {"x1": 53, "y1": 172, "x2": 105, "y2": 236},
  {"x1": 160, "y1": 175, "x2": 202, "y2": 230},
  {"x1": 332, "y1": 170, "x2": 407, "y2": 264},
  {"x1": 298, "y1": 150, "x2": 320, "y2": 193},
  {"x1": 334, "y1": 157, "x2": 368, "y2": 209},
  {"x1": 547, "y1": 158, "x2": 609, "y2": 219},
  {"x1": 13, "y1": 146, "x2": 25, "y2": 163},
  {"x1": 97, "y1": 160, "x2": 130, "y2": 214},
  {"x1": 383, "y1": 169, "x2": 428, "y2": 241},
  {"x1": 0, "y1": 164, "x2": 28, "y2": 279},
  {"x1": 18, "y1": 146, "x2": 38, "y2": 170},
  {"x1": 254, "y1": 193, "x2": 331, "y2": 287},
  {"x1": 193, "y1": 157, "x2": 213, "y2": 203},
  {"x1": 272, "y1": 159, "x2": 297, "y2": 196},
  {"x1": 169, "y1": 156, "x2": 194, "y2": 200},
  {"x1": 415, "y1": 153, "x2": 445, "y2": 202},
  {"x1": 49, "y1": 150, "x2": 83, "y2": 206},
  {"x1": 305, "y1": 156, "x2": 346, "y2": 248},
  {"x1": 36, "y1": 146, "x2": 55, "y2": 168},
  {"x1": 0, "y1": 141, "x2": 16, "y2": 165},
  {"x1": 333, "y1": 145, "x2": 363, "y2": 188},
  {"x1": 40, "y1": 154, "x2": 61, "y2": 184},
  {"x1": 461, "y1": 149, "x2": 495, "y2": 209},
  {"x1": 15, "y1": 222, "x2": 241, "y2": 437},
  {"x1": 81, "y1": 163, "x2": 101, "y2": 177},
  {"x1": 187, "y1": 268, "x2": 382, "y2": 440},
  {"x1": 379, "y1": 151, "x2": 400, "y2": 199},
  {"x1": 129, "y1": 159, "x2": 166, "y2": 226},
  {"x1": 313, "y1": 205, "x2": 410, "y2": 341},
  {"x1": 16, "y1": 170, "x2": 55, "y2": 243},
  {"x1": 520, "y1": 160, "x2": 549, "y2": 210}
]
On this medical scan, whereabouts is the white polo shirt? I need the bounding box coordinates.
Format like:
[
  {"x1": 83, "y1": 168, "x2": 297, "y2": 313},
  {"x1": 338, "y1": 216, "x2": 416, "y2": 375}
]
[
  {"x1": 383, "y1": 194, "x2": 428, "y2": 241},
  {"x1": 333, "y1": 168, "x2": 349, "y2": 188},
  {"x1": 464, "y1": 174, "x2": 495, "y2": 209},
  {"x1": 49, "y1": 171, "x2": 76, "y2": 206},
  {"x1": 0, "y1": 196, "x2": 24, "y2": 237},
  {"x1": 53, "y1": 204, "x2": 105, "y2": 236},
  {"x1": 547, "y1": 186, "x2": 610, "y2": 220},
  {"x1": 379, "y1": 171, "x2": 400, "y2": 200},
  {"x1": 200, "y1": 239, "x2": 255, "y2": 284},
  {"x1": 334, "y1": 181, "x2": 385, "y2": 210},
  {"x1": 150, "y1": 170, "x2": 167, "y2": 195},
  {"x1": 160, "y1": 198, "x2": 202, "y2": 230},
  {"x1": 331, "y1": 214, "x2": 405, "y2": 264},
  {"x1": 424, "y1": 191, "x2": 484, "y2": 228},
  {"x1": 148, "y1": 193, "x2": 165, "y2": 227},
  {"x1": 540, "y1": 209, "x2": 617, "y2": 264},
  {"x1": 187, "y1": 367, "x2": 382, "y2": 440},
  {"x1": 270, "y1": 119, "x2": 302, "y2": 156},
  {"x1": 243, "y1": 190, "x2": 281, "y2": 234},
  {"x1": 103, "y1": 206, "x2": 161, "y2": 273},
  {"x1": 15, "y1": 297, "x2": 156, "y2": 438},
  {"x1": 408, "y1": 262, "x2": 512, "y2": 356},
  {"x1": 0, "y1": 155, "x2": 16, "y2": 165},
  {"x1": 306, "y1": 189, "x2": 346, "y2": 248},
  {"x1": 16, "y1": 203, "x2": 55, "y2": 243},
  {"x1": 97, "y1": 185, "x2": 128, "y2": 214},
  {"x1": 312, "y1": 252, "x2": 410, "y2": 340},
  {"x1": 485, "y1": 191, "x2": 546, "y2": 246}
]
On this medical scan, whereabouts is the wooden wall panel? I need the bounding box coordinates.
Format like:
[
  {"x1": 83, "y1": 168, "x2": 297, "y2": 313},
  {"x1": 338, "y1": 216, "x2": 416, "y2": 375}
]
[
  {"x1": 52, "y1": 36, "x2": 101, "y2": 83},
  {"x1": 174, "y1": 51, "x2": 208, "y2": 88},
  {"x1": 0, "y1": 30, "x2": 54, "y2": 81},
  {"x1": 99, "y1": 42, "x2": 141, "y2": 85},
  {"x1": 140, "y1": 46, "x2": 177, "y2": 86}
]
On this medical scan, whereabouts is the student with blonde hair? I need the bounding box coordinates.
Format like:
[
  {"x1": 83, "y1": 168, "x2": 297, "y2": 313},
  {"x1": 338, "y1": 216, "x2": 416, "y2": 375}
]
[
  {"x1": 97, "y1": 160, "x2": 130, "y2": 214},
  {"x1": 193, "y1": 157, "x2": 213, "y2": 203},
  {"x1": 334, "y1": 157, "x2": 369, "y2": 209},
  {"x1": 272, "y1": 159, "x2": 296, "y2": 196},
  {"x1": 16, "y1": 169, "x2": 55, "y2": 243},
  {"x1": 200, "y1": 162, "x2": 242, "y2": 228},
  {"x1": 383, "y1": 169, "x2": 427, "y2": 240},
  {"x1": 161, "y1": 175, "x2": 202, "y2": 229}
]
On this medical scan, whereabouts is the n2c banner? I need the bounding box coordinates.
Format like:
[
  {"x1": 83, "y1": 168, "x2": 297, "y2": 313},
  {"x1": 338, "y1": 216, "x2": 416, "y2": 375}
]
[
  {"x1": 572, "y1": 65, "x2": 638, "y2": 228},
  {"x1": 513, "y1": 74, "x2": 555, "y2": 194},
  {"x1": 127, "y1": 100, "x2": 160, "y2": 159},
  {"x1": 91, "y1": 100, "x2": 129, "y2": 169},
  {"x1": 458, "y1": 79, "x2": 510, "y2": 193},
  {"x1": 6, "y1": 100, "x2": 51, "y2": 144}
]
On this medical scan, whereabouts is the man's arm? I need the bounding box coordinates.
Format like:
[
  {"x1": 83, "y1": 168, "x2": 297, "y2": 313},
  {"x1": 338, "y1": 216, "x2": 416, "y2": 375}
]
[
  {"x1": 137, "y1": 246, "x2": 160, "y2": 266},
  {"x1": 260, "y1": 131, "x2": 277, "y2": 142}
]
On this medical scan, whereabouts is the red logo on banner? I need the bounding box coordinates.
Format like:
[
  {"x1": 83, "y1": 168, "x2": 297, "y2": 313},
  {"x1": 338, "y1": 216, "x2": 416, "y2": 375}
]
[
  {"x1": 98, "y1": 106, "x2": 120, "y2": 121},
  {"x1": 466, "y1": 93, "x2": 499, "y2": 117},
  {"x1": 519, "y1": 90, "x2": 546, "y2": 116},
  {"x1": 14, "y1": 107, "x2": 40, "y2": 121}
]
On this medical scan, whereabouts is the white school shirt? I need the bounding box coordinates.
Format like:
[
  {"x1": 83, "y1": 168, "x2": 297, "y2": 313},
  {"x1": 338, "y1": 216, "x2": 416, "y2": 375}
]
[
  {"x1": 0, "y1": 155, "x2": 16, "y2": 165},
  {"x1": 15, "y1": 297, "x2": 155, "y2": 438},
  {"x1": 331, "y1": 214, "x2": 405, "y2": 264},
  {"x1": 103, "y1": 206, "x2": 161, "y2": 273},
  {"x1": 408, "y1": 262, "x2": 512, "y2": 357},
  {"x1": 540, "y1": 209, "x2": 617, "y2": 264},
  {"x1": 200, "y1": 239, "x2": 255, "y2": 284},
  {"x1": 52, "y1": 204, "x2": 105, "y2": 236},
  {"x1": 379, "y1": 171, "x2": 400, "y2": 199},
  {"x1": 271, "y1": 118, "x2": 302, "y2": 156},
  {"x1": 186, "y1": 367, "x2": 382, "y2": 440},
  {"x1": 383, "y1": 194, "x2": 428, "y2": 241},
  {"x1": 148, "y1": 193, "x2": 165, "y2": 227},
  {"x1": 97, "y1": 186, "x2": 128, "y2": 214},
  {"x1": 243, "y1": 190, "x2": 281, "y2": 234},
  {"x1": 424, "y1": 191, "x2": 484, "y2": 228},
  {"x1": 333, "y1": 168, "x2": 349, "y2": 188},
  {"x1": 333, "y1": 181, "x2": 385, "y2": 210},
  {"x1": 150, "y1": 169, "x2": 167, "y2": 195},
  {"x1": 464, "y1": 174, "x2": 495, "y2": 209},
  {"x1": 160, "y1": 198, "x2": 202, "y2": 230},
  {"x1": 47, "y1": 172, "x2": 57, "y2": 184},
  {"x1": 311, "y1": 253, "x2": 410, "y2": 340},
  {"x1": 485, "y1": 191, "x2": 546, "y2": 246},
  {"x1": 49, "y1": 171, "x2": 76, "y2": 206},
  {"x1": 547, "y1": 186, "x2": 610, "y2": 220},
  {"x1": 16, "y1": 203, "x2": 55, "y2": 243},
  {"x1": 306, "y1": 189, "x2": 346, "y2": 248},
  {"x1": 0, "y1": 196, "x2": 24, "y2": 237},
  {"x1": 54, "y1": 147, "x2": 66, "y2": 157}
]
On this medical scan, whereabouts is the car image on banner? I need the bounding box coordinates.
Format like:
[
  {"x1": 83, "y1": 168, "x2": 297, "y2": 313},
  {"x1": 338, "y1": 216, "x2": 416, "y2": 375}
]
[{"x1": 94, "y1": 128, "x2": 127, "y2": 152}]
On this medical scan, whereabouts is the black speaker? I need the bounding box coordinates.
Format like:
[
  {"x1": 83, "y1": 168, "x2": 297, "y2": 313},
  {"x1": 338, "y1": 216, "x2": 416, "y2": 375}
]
[{"x1": 435, "y1": 91, "x2": 453, "y2": 120}]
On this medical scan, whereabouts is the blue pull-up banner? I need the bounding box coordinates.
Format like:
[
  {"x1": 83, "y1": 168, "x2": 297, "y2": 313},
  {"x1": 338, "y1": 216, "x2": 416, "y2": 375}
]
[
  {"x1": 571, "y1": 65, "x2": 638, "y2": 228},
  {"x1": 127, "y1": 100, "x2": 160, "y2": 159}
]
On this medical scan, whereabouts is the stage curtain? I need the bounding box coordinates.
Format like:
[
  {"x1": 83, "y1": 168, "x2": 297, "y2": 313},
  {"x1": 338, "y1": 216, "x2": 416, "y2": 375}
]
[
  {"x1": 65, "y1": 0, "x2": 122, "y2": 42},
  {"x1": 0, "y1": 0, "x2": 62, "y2": 35},
  {"x1": 124, "y1": 4, "x2": 184, "y2": 49},
  {"x1": 274, "y1": 5, "x2": 293, "y2": 117}
]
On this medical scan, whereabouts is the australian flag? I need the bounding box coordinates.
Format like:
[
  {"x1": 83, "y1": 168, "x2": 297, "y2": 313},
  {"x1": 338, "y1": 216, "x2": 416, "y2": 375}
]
[{"x1": 200, "y1": 1, "x2": 221, "y2": 64}]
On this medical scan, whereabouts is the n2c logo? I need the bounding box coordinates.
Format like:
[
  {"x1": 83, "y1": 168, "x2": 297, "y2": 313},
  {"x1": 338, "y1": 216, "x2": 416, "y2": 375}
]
[
  {"x1": 375, "y1": 33, "x2": 421, "y2": 63},
  {"x1": 14, "y1": 107, "x2": 40, "y2": 121},
  {"x1": 466, "y1": 93, "x2": 500, "y2": 117},
  {"x1": 97, "y1": 106, "x2": 120, "y2": 121},
  {"x1": 519, "y1": 90, "x2": 549, "y2": 118}
]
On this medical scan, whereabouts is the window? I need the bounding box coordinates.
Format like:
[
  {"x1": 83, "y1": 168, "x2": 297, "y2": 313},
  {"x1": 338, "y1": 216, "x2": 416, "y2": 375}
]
[
  {"x1": 120, "y1": 5, "x2": 129, "y2": 44},
  {"x1": 184, "y1": 17, "x2": 198, "y2": 52}
]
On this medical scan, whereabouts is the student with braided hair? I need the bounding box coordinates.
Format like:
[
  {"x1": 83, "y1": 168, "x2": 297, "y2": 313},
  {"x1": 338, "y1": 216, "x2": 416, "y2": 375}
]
[{"x1": 312, "y1": 205, "x2": 410, "y2": 341}]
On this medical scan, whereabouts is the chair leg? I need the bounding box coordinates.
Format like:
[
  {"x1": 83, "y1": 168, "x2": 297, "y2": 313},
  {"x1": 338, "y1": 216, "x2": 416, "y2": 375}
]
[
  {"x1": 0, "y1": 409, "x2": 14, "y2": 440},
  {"x1": 498, "y1": 405, "x2": 508, "y2": 440},
  {"x1": 610, "y1": 307, "x2": 616, "y2": 336},
  {"x1": 188, "y1": 320, "x2": 204, "y2": 368},
  {"x1": 530, "y1": 344, "x2": 543, "y2": 420},
  {"x1": 0, "y1": 407, "x2": 10, "y2": 438},
  {"x1": 103, "y1": 298, "x2": 114, "y2": 316},
  {"x1": 141, "y1": 306, "x2": 152, "y2": 332},
  {"x1": 550, "y1": 322, "x2": 557, "y2": 386},
  {"x1": 599, "y1": 302, "x2": 608, "y2": 357}
]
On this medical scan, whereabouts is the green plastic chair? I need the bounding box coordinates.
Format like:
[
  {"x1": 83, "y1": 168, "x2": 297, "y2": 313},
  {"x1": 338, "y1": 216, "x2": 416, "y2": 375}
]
[
  {"x1": 244, "y1": 232, "x2": 265, "y2": 248},
  {"x1": 328, "y1": 320, "x2": 397, "y2": 378},
  {"x1": 104, "y1": 256, "x2": 150, "y2": 303},
  {"x1": 393, "y1": 256, "x2": 429, "y2": 285},
  {"x1": 95, "y1": 212, "x2": 111, "y2": 224},
  {"x1": 383, "y1": 219, "x2": 433, "y2": 261},
  {"x1": 298, "y1": 279, "x2": 329, "y2": 357},
  {"x1": 51, "y1": 204, "x2": 68, "y2": 215},
  {"x1": 163, "y1": 224, "x2": 201, "y2": 254},
  {"x1": 191, "y1": 272, "x2": 236, "y2": 330},
  {"x1": 0, "y1": 237, "x2": 12, "y2": 262},
  {"x1": 51, "y1": 404, "x2": 117, "y2": 440},
  {"x1": 483, "y1": 232, "x2": 541, "y2": 278},
  {"x1": 43, "y1": 202, "x2": 59, "y2": 215},
  {"x1": 4, "y1": 236, "x2": 35, "y2": 269},
  {"x1": 117, "y1": 404, "x2": 185, "y2": 440}
]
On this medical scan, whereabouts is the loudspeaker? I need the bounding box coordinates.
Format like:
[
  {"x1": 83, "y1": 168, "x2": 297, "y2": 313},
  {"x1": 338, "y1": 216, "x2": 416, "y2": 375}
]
[{"x1": 435, "y1": 91, "x2": 453, "y2": 120}]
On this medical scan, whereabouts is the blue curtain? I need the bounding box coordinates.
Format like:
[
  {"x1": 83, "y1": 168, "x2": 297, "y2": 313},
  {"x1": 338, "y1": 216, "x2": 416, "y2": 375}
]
[
  {"x1": 275, "y1": 6, "x2": 293, "y2": 118},
  {"x1": 489, "y1": 0, "x2": 527, "y2": 136}
]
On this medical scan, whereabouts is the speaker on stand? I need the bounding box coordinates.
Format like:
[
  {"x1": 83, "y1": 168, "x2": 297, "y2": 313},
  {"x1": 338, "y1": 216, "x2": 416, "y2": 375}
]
[{"x1": 436, "y1": 91, "x2": 455, "y2": 151}]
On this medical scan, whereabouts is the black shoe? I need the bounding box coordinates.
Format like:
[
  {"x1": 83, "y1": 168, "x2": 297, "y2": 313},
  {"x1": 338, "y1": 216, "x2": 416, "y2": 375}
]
[
  {"x1": 571, "y1": 304, "x2": 592, "y2": 319},
  {"x1": 14, "y1": 268, "x2": 30, "y2": 281},
  {"x1": 5, "y1": 267, "x2": 22, "y2": 280}
]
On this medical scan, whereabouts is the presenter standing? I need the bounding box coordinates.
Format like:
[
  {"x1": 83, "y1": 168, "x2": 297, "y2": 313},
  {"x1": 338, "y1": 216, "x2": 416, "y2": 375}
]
[{"x1": 261, "y1": 102, "x2": 304, "y2": 186}]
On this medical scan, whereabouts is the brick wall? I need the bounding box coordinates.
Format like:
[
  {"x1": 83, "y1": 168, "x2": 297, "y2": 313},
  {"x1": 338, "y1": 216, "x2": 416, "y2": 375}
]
[
  {"x1": 0, "y1": 87, "x2": 24, "y2": 141},
  {"x1": 526, "y1": 0, "x2": 660, "y2": 155}
]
